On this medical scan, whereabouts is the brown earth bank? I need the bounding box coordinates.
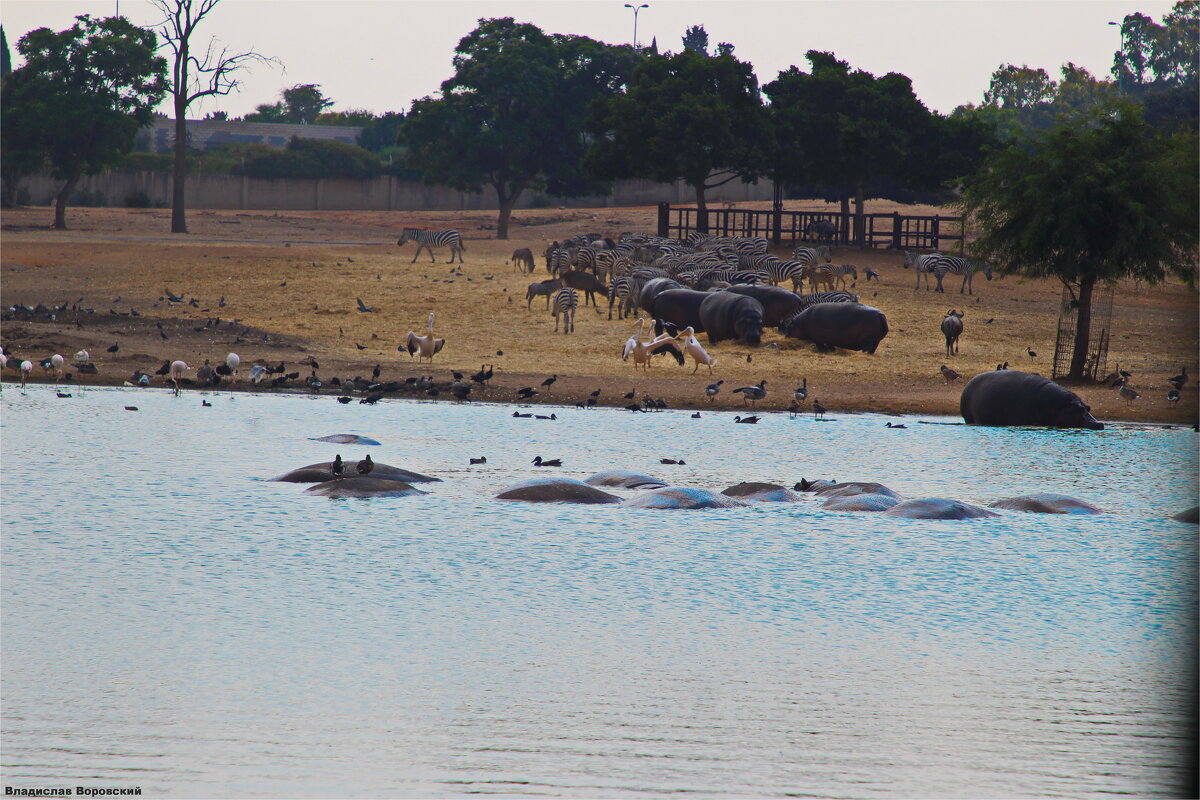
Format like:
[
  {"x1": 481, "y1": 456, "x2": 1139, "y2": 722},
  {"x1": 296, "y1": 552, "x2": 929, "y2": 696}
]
[{"x1": 1, "y1": 203, "x2": 1196, "y2": 425}]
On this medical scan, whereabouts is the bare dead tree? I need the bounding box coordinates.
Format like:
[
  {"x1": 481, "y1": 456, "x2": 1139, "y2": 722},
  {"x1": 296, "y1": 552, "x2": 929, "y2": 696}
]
[{"x1": 152, "y1": 0, "x2": 277, "y2": 233}]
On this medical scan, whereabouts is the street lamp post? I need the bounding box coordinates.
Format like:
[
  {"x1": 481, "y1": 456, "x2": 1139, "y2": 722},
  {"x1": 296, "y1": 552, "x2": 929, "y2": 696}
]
[{"x1": 624, "y1": 3, "x2": 648, "y2": 49}]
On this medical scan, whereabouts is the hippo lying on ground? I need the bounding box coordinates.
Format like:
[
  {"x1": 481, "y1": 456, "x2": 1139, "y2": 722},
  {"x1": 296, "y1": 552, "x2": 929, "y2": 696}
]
[
  {"x1": 780, "y1": 302, "x2": 888, "y2": 354},
  {"x1": 653, "y1": 289, "x2": 711, "y2": 333},
  {"x1": 638, "y1": 278, "x2": 685, "y2": 317},
  {"x1": 960, "y1": 370, "x2": 1104, "y2": 429},
  {"x1": 722, "y1": 285, "x2": 803, "y2": 327},
  {"x1": 698, "y1": 292, "x2": 765, "y2": 346}
]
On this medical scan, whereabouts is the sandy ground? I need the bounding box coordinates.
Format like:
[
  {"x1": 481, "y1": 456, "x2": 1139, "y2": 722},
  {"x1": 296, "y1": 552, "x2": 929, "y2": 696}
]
[{"x1": 1, "y1": 202, "x2": 1196, "y2": 425}]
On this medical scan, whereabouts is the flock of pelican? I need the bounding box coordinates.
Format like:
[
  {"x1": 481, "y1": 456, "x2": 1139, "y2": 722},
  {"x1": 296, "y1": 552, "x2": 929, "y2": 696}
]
[{"x1": 621, "y1": 317, "x2": 715, "y2": 374}]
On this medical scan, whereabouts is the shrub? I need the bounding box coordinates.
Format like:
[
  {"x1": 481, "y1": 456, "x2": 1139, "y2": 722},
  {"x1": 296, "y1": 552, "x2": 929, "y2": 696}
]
[{"x1": 124, "y1": 189, "x2": 152, "y2": 207}]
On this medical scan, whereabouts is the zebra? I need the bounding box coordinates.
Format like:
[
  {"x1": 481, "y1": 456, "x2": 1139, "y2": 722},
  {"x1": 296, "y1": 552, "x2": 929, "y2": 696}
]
[
  {"x1": 830, "y1": 264, "x2": 858, "y2": 289},
  {"x1": 608, "y1": 276, "x2": 644, "y2": 320},
  {"x1": 903, "y1": 251, "x2": 941, "y2": 290},
  {"x1": 794, "y1": 290, "x2": 859, "y2": 312},
  {"x1": 792, "y1": 244, "x2": 832, "y2": 265},
  {"x1": 927, "y1": 256, "x2": 993, "y2": 294},
  {"x1": 803, "y1": 264, "x2": 836, "y2": 293},
  {"x1": 397, "y1": 228, "x2": 465, "y2": 263},
  {"x1": 941, "y1": 309, "x2": 964, "y2": 356},
  {"x1": 552, "y1": 288, "x2": 579, "y2": 334}
]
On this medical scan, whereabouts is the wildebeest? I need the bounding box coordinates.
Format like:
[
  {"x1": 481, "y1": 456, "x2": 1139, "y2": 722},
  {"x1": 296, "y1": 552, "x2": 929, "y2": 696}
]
[
  {"x1": 560, "y1": 269, "x2": 609, "y2": 307},
  {"x1": 526, "y1": 278, "x2": 563, "y2": 309},
  {"x1": 941, "y1": 309, "x2": 964, "y2": 356},
  {"x1": 511, "y1": 248, "x2": 535, "y2": 273}
]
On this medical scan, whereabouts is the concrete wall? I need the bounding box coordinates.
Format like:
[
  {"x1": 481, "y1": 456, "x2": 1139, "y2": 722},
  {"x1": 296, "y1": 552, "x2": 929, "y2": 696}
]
[
  {"x1": 21, "y1": 171, "x2": 774, "y2": 212},
  {"x1": 136, "y1": 119, "x2": 363, "y2": 154}
]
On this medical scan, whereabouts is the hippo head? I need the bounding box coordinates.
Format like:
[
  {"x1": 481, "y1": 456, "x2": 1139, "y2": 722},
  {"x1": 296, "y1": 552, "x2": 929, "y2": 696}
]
[
  {"x1": 1052, "y1": 398, "x2": 1104, "y2": 430},
  {"x1": 736, "y1": 312, "x2": 764, "y2": 346}
]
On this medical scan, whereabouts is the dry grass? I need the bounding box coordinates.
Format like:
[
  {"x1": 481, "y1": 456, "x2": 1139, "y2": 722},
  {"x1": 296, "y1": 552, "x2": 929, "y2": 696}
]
[{"x1": 1, "y1": 202, "x2": 1196, "y2": 424}]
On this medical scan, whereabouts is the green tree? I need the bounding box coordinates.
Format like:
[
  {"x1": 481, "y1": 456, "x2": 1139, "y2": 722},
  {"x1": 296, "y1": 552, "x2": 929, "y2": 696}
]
[
  {"x1": 13, "y1": 15, "x2": 167, "y2": 228},
  {"x1": 240, "y1": 136, "x2": 380, "y2": 178},
  {"x1": 956, "y1": 61, "x2": 1119, "y2": 142},
  {"x1": 681, "y1": 25, "x2": 709, "y2": 55},
  {"x1": 1112, "y1": 1, "x2": 1198, "y2": 131},
  {"x1": 764, "y1": 52, "x2": 956, "y2": 240},
  {"x1": 960, "y1": 103, "x2": 1197, "y2": 379},
  {"x1": 358, "y1": 111, "x2": 405, "y2": 152},
  {"x1": 1, "y1": 26, "x2": 11, "y2": 78},
  {"x1": 585, "y1": 49, "x2": 769, "y2": 232},
  {"x1": 316, "y1": 108, "x2": 376, "y2": 126},
  {"x1": 403, "y1": 18, "x2": 635, "y2": 238},
  {"x1": 1, "y1": 70, "x2": 46, "y2": 207},
  {"x1": 153, "y1": 0, "x2": 275, "y2": 234},
  {"x1": 281, "y1": 83, "x2": 333, "y2": 123}
]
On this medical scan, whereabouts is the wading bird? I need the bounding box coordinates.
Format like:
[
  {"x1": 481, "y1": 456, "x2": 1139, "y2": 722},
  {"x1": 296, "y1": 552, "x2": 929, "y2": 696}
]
[{"x1": 403, "y1": 312, "x2": 446, "y2": 363}]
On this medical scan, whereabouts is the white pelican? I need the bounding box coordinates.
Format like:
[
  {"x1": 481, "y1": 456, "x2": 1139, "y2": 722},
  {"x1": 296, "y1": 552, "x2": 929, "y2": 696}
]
[
  {"x1": 622, "y1": 318, "x2": 683, "y2": 370},
  {"x1": 169, "y1": 360, "x2": 189, "y2": 396},
  {"x1": 677, "y1": 327, "x2": 715, "y2": 374},
  {"x1": 50, "y1": 353, "x2": 65, "y2": 386},
  {"x1": 404, "y1": 312, "x2": 446, "y2": 363}
]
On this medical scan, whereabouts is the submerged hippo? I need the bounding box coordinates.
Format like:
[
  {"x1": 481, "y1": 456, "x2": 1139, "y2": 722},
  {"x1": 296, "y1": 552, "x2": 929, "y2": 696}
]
[
  {"x1": 585, "y1": 470, "x2": 669, "y2": 489},
  {"x1": 882, "y1": 498, "x2": 999, "y2": 520},
  {"x1": 960, "y1": 370, "x2": 1104, "y2": 429},
  {"x1": 823, "y1": 493, "x2": 900, "y2": 512},
  {"x1": 815, "y1": 482, "x2": 901, "y2": 500},
  {"x1": 698, "y1": 292, "x2": 765, "y2": 346},
  {"x1": 309, "y1": 434, "x2": 381, "y2": 445},
  {"x1": 496, "y1": 478, "x2": 621, "y2": 504},
  {"x1": 989, "y1": 493, "x2": 1103, "y2": 514},
  {"x1": 304, "y1": 477, "x2": 427, "y2": 498},
  {"x1": 721, "y1": 482, "x2": 802, "y2": 502},
  {"x1": 780, "y1": 302, "x2": 888, "y2": 354},
  {"x1": 622, "y1": 487, "x2": 748, "y2": 509},
  {"x1": 273, "y1": 461, "x2": 440, "y2": 483}
]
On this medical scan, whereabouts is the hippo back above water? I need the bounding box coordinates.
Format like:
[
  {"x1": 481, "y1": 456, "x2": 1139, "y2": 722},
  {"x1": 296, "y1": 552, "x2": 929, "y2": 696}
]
[{"x1": 960, "y1": 370, "x2": 1104, "y2": 429}]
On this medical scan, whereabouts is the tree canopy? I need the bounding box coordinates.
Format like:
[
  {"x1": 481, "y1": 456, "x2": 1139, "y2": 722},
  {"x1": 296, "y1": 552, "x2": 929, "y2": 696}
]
[
  {"x1": 7, "y1": 15, "x2": 166, "y2": 227},
  {"x1": 403, "y1": 17, "x2": 635, "y2": 238},
  {"x1": 959, "y1": 102, "x2": 1197, "y2": 378},
  {"x1": 585, "y1": 48, "x2": 769, "y2": 230},
  {"x1": 246, "y1": 83, "x2": 334, "y2": 124}
]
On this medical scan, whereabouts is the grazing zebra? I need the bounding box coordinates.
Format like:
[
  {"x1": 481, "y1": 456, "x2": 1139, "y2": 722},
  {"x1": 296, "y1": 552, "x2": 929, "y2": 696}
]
[
  {"x1": 927, "y1": 256, "x2": 992, "y2": 294},
  {"x1": 552, "y1": 288, "x2": 579, "y2": 334},
  {"x1": 792, "y1": 244, "x2": 832, "y2": 265},
  {"x1": 397, "y1": 228, "x2": 465, "y2": 263},
  {"x1": 903, "y1": 251, "x2": 941, "y2": 290},
  {"x1": 830, "y1": 264, "x2": 858, "y2": 288},
  {"x1": 803, "y1": 264, "x2": 836, "y2": 293}
]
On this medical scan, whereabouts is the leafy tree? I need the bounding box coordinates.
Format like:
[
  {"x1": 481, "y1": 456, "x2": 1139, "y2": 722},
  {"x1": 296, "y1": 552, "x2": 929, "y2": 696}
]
[
  {"x1": 681, "y1": 25, "x2": 709, "y2": 55},
  {"x1": 585, "y1": 49, "x2": 769, "y2": 231},
  {"x1": 12, "y1": 15, "x2": 167, "y2": 228},
  {"x1": 1, "y1": 26, "x2": 11, "y2": 78},
  {"x1": 957, "y1": 62, "x2": 1118, "y2": 141},
  {"x1": 244, "y1": 100, "x2": 285, "y2": 122},
  {"x1": 240, "y1": 136, "x2": 380, "y2": 179},
  {"x1": 282, "y1": 83, "x2": 333, "y2": 123},
  {"x1": 1, "y1": 70, "x2": 46, "y2": 207},
  {"x1": 1111, "y1": 1, "x2": 1198, "y2": 131},
  {"x1": 358, "y1": 111, "x2": 406, "y2": 152},
  {"x1": 153, "y1": 0, "x2": 276, "y2": 234},
  {"x1": 959, "y1": 103, "x2": 1197, "y2": 379},
  {"x1": 403, "y1": 18, "x2": 635, "y2": 238},
  {"x1": 316, "y1": 108, "x2": 376, "y2": 126},
  {"x1": 764, "y1": 52, "x2": 963, "y2": 240},
  {"x1": 982, "y1": 64, "x2": 1055, "y2": 107}
]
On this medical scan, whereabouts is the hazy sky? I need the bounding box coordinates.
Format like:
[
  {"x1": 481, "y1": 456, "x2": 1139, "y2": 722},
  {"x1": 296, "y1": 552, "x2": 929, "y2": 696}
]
[{"x1": 1, "y1": 0, "x2": 1177, "y2": 118}]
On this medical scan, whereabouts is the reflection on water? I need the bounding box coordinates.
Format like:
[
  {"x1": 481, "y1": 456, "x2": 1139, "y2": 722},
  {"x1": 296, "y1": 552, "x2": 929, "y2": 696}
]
[{"x1": 2, "y1": 387, "x2": 1196, "y2": 798}]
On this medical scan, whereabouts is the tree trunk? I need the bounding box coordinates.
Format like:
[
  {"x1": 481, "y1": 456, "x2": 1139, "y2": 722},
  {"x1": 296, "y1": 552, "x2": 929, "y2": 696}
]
[
  {"x1": 694, "y1": 183, "x2": 709, "y2": 234},
  {"x1": 494, "y1": 181, "x2": 523, "y2": 240},
  {"x1": 854, "y1": 181, "x2": 865, "y2": 248},
  {"x1": 170, "y1": 38, "x2": 189, "y2": 234},
  {"x1": 1068, "y1": 276, "x2": 1096, "y2": 379},
  {"x1": 53, "y1": 172, "x2": 82, "y2": 230},
  {"x1": 839, "y1": 193, "x2": 850, "y2": 245}
]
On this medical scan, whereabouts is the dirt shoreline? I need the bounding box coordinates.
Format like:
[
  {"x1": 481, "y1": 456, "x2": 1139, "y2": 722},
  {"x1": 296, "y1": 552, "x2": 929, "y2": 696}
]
[{"x1": 2, "y1": 204, "x2": 1196, "y2": 425}]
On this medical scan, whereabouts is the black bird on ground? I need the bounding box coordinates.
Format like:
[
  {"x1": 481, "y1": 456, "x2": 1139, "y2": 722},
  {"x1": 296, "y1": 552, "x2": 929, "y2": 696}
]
[
  {"x1": 1167, "y1": 388, "x2": 1181, "y2": 403},
  {"x1": 107, "y1": 343, "x2": 119, "y2": 353},
  {"x1": 1027, "y1": 348, "x2": 1037, "y2": 358},
  {"x1": 589, "y1": 388, "x2": 601, "y2": 398},
  {"x1": 1168, "y1": 367, "x2": 1188, "y2": 390},
  {"x1": 517, "y1": 387, "x2": 538, "y2": 399},
  {"x1": 541, "y1": 375, "x2": 558, "y2": 391},
  {"x1": 355, "y1": 343, "x2": 367, "y2": 350},
  {"x1": 532, "y1": 456, "x2": 562, "y2": 467},
  {"x1": 155, "y1": 360, "x2": 171, "y2": 376},
  {"x1": 372, "y1": 364, "x2": 382, "y2": 380},
  {"x1": 813, "y1": 400, "x2": 828, "y2": 420},
  {"x1": 357, "y1": 298, "x2": 374, "y2": 312},
  {"x1": 337, "y1": 396, "x2": 352, "y2": 404},
  {"x1": 625, "y1": 402, "x2": 644, "y2": 412},
  {"x1": 623, "y1": 388, "x2": 636, "y2": 400}
]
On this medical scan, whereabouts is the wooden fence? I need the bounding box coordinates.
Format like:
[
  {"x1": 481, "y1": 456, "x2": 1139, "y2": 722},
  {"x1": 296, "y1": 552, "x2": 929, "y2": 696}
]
[{"x1": 655, "y1": 203, "x2": 965, "y2": 252}]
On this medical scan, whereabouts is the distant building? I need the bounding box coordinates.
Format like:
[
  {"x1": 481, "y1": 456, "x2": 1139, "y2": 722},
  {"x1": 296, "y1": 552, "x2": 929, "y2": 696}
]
[{"x1": 138, "y1": 118, "x2": 364, "y2": 154}]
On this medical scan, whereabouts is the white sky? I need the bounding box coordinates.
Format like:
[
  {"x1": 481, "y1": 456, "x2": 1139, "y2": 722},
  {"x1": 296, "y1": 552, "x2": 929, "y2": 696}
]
[{"x1": 1, "y1": 0, "x2": 1177, "y2": 118}]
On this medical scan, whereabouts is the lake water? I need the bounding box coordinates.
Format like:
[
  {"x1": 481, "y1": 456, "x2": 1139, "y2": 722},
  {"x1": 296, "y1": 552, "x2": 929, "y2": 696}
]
[{"x1": 2, "y1": 386, "x2": 1196, "y2": 798}]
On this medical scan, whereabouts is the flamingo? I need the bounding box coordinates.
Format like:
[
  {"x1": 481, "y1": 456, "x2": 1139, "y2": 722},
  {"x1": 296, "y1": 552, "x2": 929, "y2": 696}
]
[
  {"x1": 0, "y1": 351, "x2": 6, "y2": 391},
  {"x1": 404, "y1": 312, "x2": 446, "y2": 363},
  {"x1": 169, "y1": 360, "x2": 189, "y2": 396},
  {"x1": 676, "y1": 327, "x2": 715, "y2": 374},
  {"x1": 73, "y1": 349, "x2": 90, "y2": 365},
  {"x1": 50, "y1": 353, "x2": 65, "y2": 387},
  {"x1": 20, "y1": 360, "x2": 32, "y2": 391},
  {"x1": 226, "y1": 352, "x2": 240, "y2": 383}
]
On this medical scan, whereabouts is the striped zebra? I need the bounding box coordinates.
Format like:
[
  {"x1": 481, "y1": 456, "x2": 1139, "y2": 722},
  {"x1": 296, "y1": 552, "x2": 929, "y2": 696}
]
[
  {"x1": 792, "y1": 244, "x2": 832, "y2": 265},
  {"x1": 397, "y1": 228, "x2": 465, "y2": 263},
  {"x1": 803, "y1": 264, "x2": 836, "y2": 293},
  {"x1": 794, "y1": 290, "x2": 859, "y2": 312},
  {"x1": 830, "y1": 264, "x2": 858, "y2": 288},
  {"x1": 927, "y1": 256, "x2": 992, "y2": 294},
  {"x1": 552, "y1": 288, "x2": 579, "y2": 334},
  {"x1": 903, "y1": 251, "x2": 941, "y2": 290},
  {"x1": 608, "y1": 276, "x2": 644, "y2": 320}
]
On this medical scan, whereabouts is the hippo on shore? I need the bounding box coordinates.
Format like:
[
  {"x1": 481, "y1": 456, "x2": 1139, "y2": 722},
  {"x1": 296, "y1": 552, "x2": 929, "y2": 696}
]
[
  {"x1": 653, "y1": 289, "x2": 711, "y2": 333},
  {"x1": 960, "y1": 370, "x2": 1104, "y2": 429},
  {"x1": 780, "y1": 302, "x2": 888, "y2": 354},
  {"x1": 698, "y1": 292, "x2": 765, "y2": 346},
  {"x1": 638, "y1": 278, "x2": 685, "y2": 318},
  {"x1": 722, "y1": 285, "x2": 803, "y2": 327}
]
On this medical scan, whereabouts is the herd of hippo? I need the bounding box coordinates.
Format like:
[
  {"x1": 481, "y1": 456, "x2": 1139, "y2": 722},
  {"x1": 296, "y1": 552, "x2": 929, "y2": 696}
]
[{"x1": 270, "y1": 453, "x2": 1196, "y2": 522}]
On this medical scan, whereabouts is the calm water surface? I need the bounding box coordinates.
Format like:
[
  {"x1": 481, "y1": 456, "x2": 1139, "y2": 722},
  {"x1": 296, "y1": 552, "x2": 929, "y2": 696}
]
[{"x1": 2, "y1": 387, "x2": 1196, "y2": 798}]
